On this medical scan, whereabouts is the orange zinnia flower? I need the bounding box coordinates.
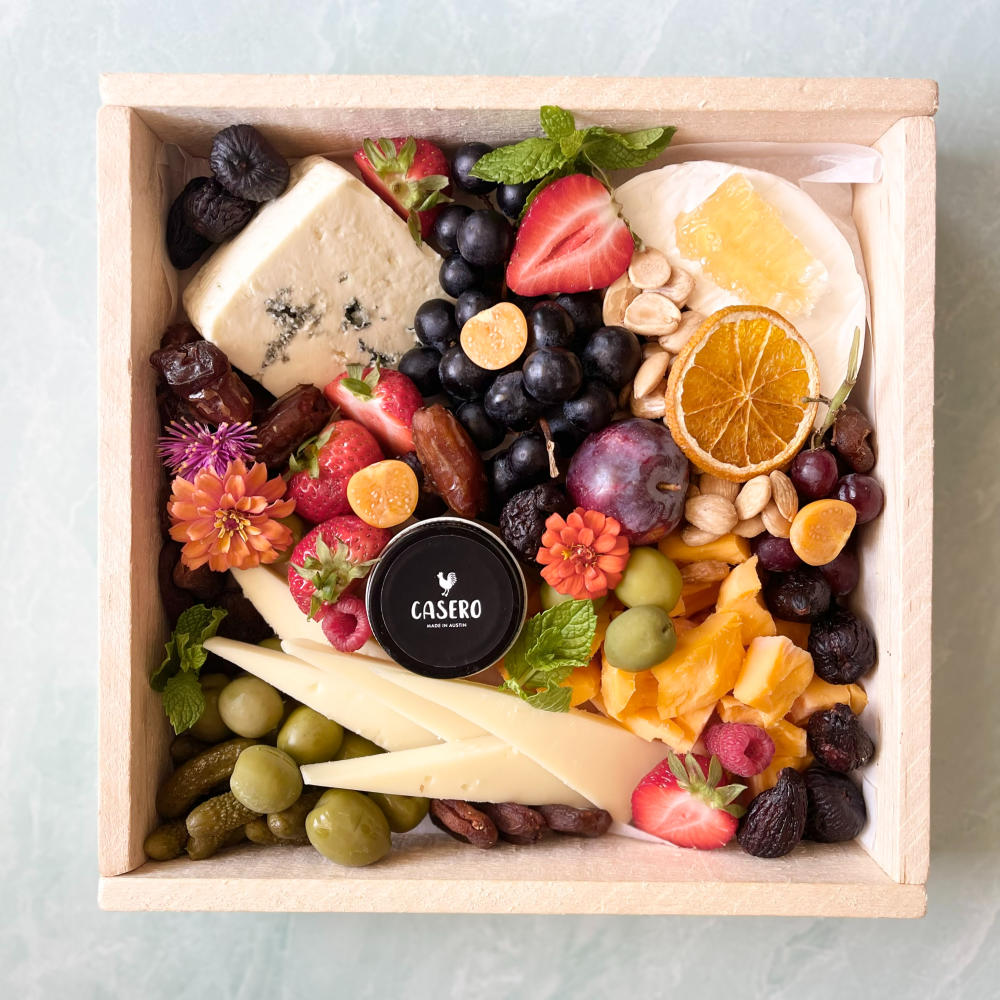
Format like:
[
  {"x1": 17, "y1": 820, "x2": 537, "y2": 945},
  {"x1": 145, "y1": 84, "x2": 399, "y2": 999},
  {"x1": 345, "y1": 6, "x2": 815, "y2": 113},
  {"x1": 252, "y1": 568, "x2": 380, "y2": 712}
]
[
  {"x1": 168, "y1": 459, "x2": 295, "y2": 572},
  {"x1": 536, "y1": 508, "x2": 629, "y2": 601}
]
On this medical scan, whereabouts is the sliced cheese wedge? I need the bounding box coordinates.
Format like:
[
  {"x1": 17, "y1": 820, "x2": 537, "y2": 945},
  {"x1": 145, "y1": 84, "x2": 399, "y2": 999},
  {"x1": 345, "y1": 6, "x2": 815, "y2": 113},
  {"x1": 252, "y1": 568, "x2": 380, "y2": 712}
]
[
  {"x1": 205, "y1": 638, "x2": 435, "y2": 751},
  {"x1": 231, "y1": 565, "x2": 389, "y2": 660},
  {"x1": 282, "y1": 639, "x2": 485, "y2": 742},
  {"x1": 369, "y1": 666, "x2": 669, "y2": 822},
  {"x1": 302, "y1": 735, "x2": 591, "y2": 807}
]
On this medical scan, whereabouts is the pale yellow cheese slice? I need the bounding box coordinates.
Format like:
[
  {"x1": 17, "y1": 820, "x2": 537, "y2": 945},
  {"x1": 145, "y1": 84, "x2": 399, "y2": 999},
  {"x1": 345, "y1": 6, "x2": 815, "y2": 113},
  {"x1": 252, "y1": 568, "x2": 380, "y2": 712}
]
[{"x1": 302, "y1": 735, "x2": 591, "y2": 807}]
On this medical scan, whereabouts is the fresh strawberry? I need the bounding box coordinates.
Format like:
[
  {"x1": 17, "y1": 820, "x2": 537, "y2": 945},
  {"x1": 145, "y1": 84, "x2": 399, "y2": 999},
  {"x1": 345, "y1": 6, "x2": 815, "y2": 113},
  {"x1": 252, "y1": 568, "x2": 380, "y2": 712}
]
[
  {"x1": 505, "y1": 173, "x2": 634, "y2": 296},
  {"x1": 324, "y1": 365, "x2": 422, "y2": 456},
  {"x1": 288, "y1": 514, "x2": 391, "y2": 620},
  {"x1": 287, "y1": 420, "x2": 383, "y2": 523},
  {"x1": 353, "y1": 136, "x2": 451, "y2": 242},
  {"x1": 321, "y1": 593, "x2": 373, "y2": 652},
  {"x1": 630, "y1": 752, "x2": 746, "y2": 850}
]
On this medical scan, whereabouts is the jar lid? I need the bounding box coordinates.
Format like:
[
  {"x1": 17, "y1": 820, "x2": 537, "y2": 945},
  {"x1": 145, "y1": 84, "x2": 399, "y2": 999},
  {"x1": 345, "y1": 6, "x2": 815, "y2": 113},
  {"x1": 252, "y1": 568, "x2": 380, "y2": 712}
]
[{"x1": 365, "y1": 517, "x2": 527, "y2": 679}]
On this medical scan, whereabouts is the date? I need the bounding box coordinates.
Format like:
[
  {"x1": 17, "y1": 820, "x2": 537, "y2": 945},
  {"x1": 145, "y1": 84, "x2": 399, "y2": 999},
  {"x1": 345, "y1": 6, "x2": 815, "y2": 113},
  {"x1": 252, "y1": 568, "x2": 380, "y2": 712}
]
[
  {"x1": 429, "y1": 799, "x2": 498, "y2": 848},
  {"x1": 538, "y1": 804, "x2": 613, "y2": 838},
  {"x1": 411, "y1": 405, "x2": 488, "y2": 518},
  {"x1": 254, "y1": 384, "x2": 333, "y2": 469},
  {"x1": 477, "y1": 802, "x2": 548, "y2": 845}
]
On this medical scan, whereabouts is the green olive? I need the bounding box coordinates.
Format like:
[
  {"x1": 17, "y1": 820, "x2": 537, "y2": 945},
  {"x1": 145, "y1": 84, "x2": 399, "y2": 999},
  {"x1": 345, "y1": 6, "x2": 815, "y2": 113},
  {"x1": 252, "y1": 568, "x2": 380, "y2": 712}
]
[
  {"x1": 218, "y1": 675, "x2": 284, "y2": 738},
  {"x1": 603, "y1": 605, "x2": 677, "y2": 672},
  {"x1": 230, "y1": 744, "x2": 302, "y2": 814},
  {"x1": 258, "y1": 637, "x2": 283, "y2": 651},
  {"x1": 277, "y1": 706, "x2": 344, "y2": 765},
  {"x1": 306, "y1": 789, "x2": 392, "y2": 867},
  {"x1": 333, "y1": 732, "x2": 384, "y2": 761},
  {"x1": 200, "y1": 672, "x2": 230, "y2": 691},
  {"x1": 367, "y1": 792, "x2": 429, "y2": 833},
  {"x1": 189, "y1": 676, "x2": 233, "y2": 743},
  {"x1": 614, "y1": 547, "x2": 683, "y2": 613}
]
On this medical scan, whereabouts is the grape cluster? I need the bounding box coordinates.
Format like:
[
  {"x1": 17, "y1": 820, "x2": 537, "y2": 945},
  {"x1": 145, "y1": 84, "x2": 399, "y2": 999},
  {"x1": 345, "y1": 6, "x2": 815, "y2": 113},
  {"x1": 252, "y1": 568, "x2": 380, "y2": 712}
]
[{"x1": 397, "y1": 141, "x2": 644, "y2": 512}]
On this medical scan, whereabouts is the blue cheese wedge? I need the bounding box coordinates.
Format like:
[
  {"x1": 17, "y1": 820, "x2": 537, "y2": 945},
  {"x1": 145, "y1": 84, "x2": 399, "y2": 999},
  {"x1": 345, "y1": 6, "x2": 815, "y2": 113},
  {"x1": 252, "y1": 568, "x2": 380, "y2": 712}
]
[{"x1": 183, "y1": 155, "x2": 443, "y2": 396}]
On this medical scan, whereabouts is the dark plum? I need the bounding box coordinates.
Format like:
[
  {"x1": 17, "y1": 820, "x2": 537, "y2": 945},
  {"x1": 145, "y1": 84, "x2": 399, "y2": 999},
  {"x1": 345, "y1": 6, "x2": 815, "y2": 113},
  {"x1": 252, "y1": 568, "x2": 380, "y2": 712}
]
[
  {"x1": 763, "y1": 569, "x2": 831, "y2": 623},
  {"x1": 431, "y1": 204, "x2": 472, "y2": 255},
  {"x1": 414, "y1": 299, "x2": 459, "y2": 353},
  {"x1": 526, "y1": 302, "x2": 576, "y2": 352},
  {"x1": 457, "y1": 210, "x2": 514, "y2": 267},
  {"x1": 452, "y1": 142, "x2": 496, "y2": 195},
  {"x1": 562, "y1": 381, "x2": 616, "y2": 435},
  {"x1": 454, "y1": 400, "x2": 505, "y2": 452},
  {"x1": 438, "y1": 346, "x2": 493, "y2": 401},
  {"x1": 398, "y1": 346, "x2": 443, "y2": 397},
  {"x1": 439, "y1": 254, "x2": 481, "y2": 298},
  {"x1": 789, "y1": 448, "x2": 839, "y2": 501},
  {"x1": 834, "y1": 474, "x2": 884, "y2": 524},
  {"x1": 580, "y1": 326, "x2": 642, "y2": 391},
  {"x1": 522, "y1": 348, "x2": 583, "y2": 405}
]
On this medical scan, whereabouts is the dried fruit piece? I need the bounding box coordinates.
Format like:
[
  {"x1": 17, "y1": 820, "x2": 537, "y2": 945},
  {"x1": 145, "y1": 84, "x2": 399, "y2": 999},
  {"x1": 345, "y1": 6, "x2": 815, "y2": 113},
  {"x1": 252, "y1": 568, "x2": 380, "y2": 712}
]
[
  {"x1": 210, "y1": 123, "x2": 290, "y2": 202},
  {"x1": 789, "y1": 499, "x2": 857, "y2": 567},
  {"x1": 166, "y1": 178, "x2": 211, "y2": 269},
  {"x1": 460, "y1": 302, "x2": 528, "y2": 370},
  {"x1": 184, "y1": 177, "x2": 255, "y2": 242},
  {"x1": 254, "y1": 385, "x2": 334, "y2": 470},
  {"x1": 803, "y1": 768, "x2": 867, "y2": 842},
  {"x1": 660, "y1": 531, "x2": 750, "y2": 566},
  {"x1": 346, "y1": 459, "x2": 419, "y2": 528},
  {"x1": 477, "y1": 802, "x2": 548, "y2": 845},
  {"x1": 808, "y1": 607, "x2": 877, "y2": 684},
  {"x1": 499, "y1": 483, "x2": 571, "y2": 563},
  {"x1": 807, "y1": 703, "x2": 875, "y2": 772},
  {"x1": 763, "y1": 568, "x2": 831, "y2": 623},
  {"x1": 831, "y1": 404, "x2": 876, "y2": 473},
  {"x1": 703, "y1": 722, "x2": 775, "y2": 777},
  {"x1": 150, "y1": 340, "x2": 254, "y2": 426},
  {"x1": 411, "y1": 405, "x2": 488, "y2": 518},
  {"x1": 429, "y1": 799, "x2": 498, "y2": 848},
  {"x1": 537, "y1": 804, "x2": 612, "y2": 837},
  {"x1": 737, "y1": 767, "x2": 808, "y2": 858}
]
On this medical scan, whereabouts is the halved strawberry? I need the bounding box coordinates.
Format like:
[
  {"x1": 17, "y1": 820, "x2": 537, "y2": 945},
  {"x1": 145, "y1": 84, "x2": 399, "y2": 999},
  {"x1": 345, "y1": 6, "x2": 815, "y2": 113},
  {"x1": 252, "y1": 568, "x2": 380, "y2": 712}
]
[
  {"x1": 505, "y1": 174, "x2": 634, "y2": 296},
  {"x1": 324, "y1": 365, "x2": 422, "y2": 456},
  {"x1": 353, "y1": 137, "x2": 451, "y2": 243},
  {"x1": 630, "y1": 752, "x2": 746, "y2": 850}
]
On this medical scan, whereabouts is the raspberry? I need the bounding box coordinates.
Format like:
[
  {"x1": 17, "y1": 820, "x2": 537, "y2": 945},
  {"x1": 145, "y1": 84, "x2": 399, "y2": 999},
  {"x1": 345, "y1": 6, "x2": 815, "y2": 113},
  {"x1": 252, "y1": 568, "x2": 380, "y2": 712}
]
[
  {"x1": 703, "y1": 722, "x2": 775, "y2": 777},
  {"x1": 320, "y1": 594, "x2": 373, "y2": 652}
]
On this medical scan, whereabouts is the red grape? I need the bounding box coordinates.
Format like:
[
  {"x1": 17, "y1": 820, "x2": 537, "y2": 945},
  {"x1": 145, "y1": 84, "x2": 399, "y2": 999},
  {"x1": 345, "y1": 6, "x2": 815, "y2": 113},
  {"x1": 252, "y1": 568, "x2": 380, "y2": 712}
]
[
  {"x1": 835, "y1": 474, "x2": 884, "y2": 524},
  {"x1": 789, "y1": 448, "x2": 839, "y2": 500},
  {"x1": 819, "y1": 548, "x2": 860, "y2": 595},
  {"x1": 754, "y1": 535, "x2": 803, "y2": 573}
]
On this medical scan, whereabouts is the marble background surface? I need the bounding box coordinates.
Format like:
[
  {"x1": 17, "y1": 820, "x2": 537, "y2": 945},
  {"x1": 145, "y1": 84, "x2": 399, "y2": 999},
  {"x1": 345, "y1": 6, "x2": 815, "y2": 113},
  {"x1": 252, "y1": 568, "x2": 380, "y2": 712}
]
[{"x1": 2, "y1": 1, "x2": 997, "y2": 997}]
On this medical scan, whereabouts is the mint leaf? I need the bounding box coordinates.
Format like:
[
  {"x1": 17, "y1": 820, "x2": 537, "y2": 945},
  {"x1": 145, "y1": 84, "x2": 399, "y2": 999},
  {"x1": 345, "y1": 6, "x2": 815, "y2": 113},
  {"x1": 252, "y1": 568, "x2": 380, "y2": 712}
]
[
  {"x1": 526, "y1": 686, "x2": 572, "y2": 713},
  {"x1": 540, "y1": 105, "x2": 576, "y2": 140},
  {"x1": 532, "y1": 599, "x2": 596, "y2": 665},
  {"x1": 559, "y1": 132, "x2": 584, "y2": 159},
  {"x1": 583, "y1": 134, "x2": 670, "y2": 171},
  {"x1": 468, "y1": 137, "x2": 566, "y2": 184},
  {"x1": 619, "y1": 126, "x2": 673, "y2": 149},
  {"x1": 162, "y1": 670, "x2": 206, "y2": 735}
]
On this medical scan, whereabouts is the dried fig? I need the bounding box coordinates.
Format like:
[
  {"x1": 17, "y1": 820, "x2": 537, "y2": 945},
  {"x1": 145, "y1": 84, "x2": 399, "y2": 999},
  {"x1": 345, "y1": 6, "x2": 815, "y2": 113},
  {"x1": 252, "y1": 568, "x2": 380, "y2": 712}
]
[
  {"x1": 184, "y1": 177, "x2": 255, "y2": 242},
  {"x1": 165, "y1": 178, "x2": 211, "y2": 269},
  {"x1": 737, "y1": 767, "x2": 807, "y2": 858},
  {"x1": 831, "y1": 404, "x2": 876, "y2": 473},
  {"x1": 803, "y1": 768, "x2": 867, "y2": 842},
  {"x1": 808, "y1": 607, "x2": 877, "y2": 684},
  {"x1": 807, "y1": 703, "x2": 875, "y2": 772},
  {"x1": 210, "y1": 124, "x2": 290, "y2": 202}
]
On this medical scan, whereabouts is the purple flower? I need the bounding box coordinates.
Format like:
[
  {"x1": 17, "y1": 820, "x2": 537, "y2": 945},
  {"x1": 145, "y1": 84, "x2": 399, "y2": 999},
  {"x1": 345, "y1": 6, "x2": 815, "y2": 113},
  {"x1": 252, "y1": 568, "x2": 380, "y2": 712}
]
[{"x1": 158, "y1": 420, "x2": 258, "y2": 477}]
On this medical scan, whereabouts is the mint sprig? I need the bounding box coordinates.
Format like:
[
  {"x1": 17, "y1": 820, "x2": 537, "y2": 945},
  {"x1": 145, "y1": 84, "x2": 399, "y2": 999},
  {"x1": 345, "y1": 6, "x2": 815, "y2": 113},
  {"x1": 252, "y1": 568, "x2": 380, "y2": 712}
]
[
  {"x1": 500, "y1": 598, "x2": 597, "y2": 713},
  {"x1": 151, "y1": 603, "x2": 228, "y2": 734},
  {"x1": 470, "y1": 106, "x2": 676, "y2": 216}
]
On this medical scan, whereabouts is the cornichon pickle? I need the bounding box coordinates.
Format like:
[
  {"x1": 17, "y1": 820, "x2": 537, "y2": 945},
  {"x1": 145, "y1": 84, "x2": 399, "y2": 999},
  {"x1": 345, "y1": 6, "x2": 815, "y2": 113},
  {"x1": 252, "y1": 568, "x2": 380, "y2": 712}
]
[
  {"x1": 186, "y1": 791, "x2": 260, "y2": 842},
  {"x1": 245, "y1": 817, "x2": 281, "y2": 845},
  {"x1": 156, "y1": 737, "x2": 256, "y2": 819},
  {"x1": 169, "y1": 733, "x2": 210, "y2": 765},
  {"x1": 143, "y1": 820, "x2": 189, "y2": 861},
  {"x1": 186, "y1": 834, "x2": 223, "y2": 860},
  {"x1": 267, "y1": 788, "x2": 324, "y2": 842}
]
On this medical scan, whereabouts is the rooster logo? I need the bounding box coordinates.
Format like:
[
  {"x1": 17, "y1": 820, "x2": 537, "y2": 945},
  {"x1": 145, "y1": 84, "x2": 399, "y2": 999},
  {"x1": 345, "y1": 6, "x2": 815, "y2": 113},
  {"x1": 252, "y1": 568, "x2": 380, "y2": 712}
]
[{"x1": 437, "y1": 571, "x2": 458, "y2": 597}]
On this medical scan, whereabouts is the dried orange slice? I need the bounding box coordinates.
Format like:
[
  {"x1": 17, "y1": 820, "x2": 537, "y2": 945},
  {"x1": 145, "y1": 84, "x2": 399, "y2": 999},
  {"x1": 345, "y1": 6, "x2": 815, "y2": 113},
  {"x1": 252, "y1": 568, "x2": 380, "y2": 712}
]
[
  {"x1": 346, "y1": 460, "x2": 419, "y2": 528},
  {"x1": 459, "y1": 302, "x2": 528, "y2": 370},
  {"x1": 665, "y1": 306, "x2": 819, "y2": 483}
]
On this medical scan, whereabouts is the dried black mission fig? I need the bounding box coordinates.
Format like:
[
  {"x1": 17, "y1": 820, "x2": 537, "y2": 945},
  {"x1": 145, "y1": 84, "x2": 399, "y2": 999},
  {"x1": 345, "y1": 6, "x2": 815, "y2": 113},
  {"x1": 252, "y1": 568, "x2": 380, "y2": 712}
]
[
  {"x1": 831, "y1": 404, "x2": 876, "y2": 473},
  {"x1": 807, "y1": 703, "x2": 875, "y2": 772},
  {"x1": 210, "y1": 124, "x2": 290, "y2": 202},
  {"x1": 184, "y1": 177, "x2": 256, "y2": 242},
  {"x1": 499, "y1": 483, "x2": 571, "y2": 563},
  {"x1": 737, "y1": 767, "x2": 808, "y2": 858},
  {"x1": 803, "y1": 768, "x2": 867, "y2": 842},
  {"x1": 166, "y1": 178, "x2": 211, "y2": 269},
  {"x1": 763, "y1": 568, "x2": 832, "y2": 623},
  {"x1": 808, "y1": 606, "x2": 877, "y2": 684}
]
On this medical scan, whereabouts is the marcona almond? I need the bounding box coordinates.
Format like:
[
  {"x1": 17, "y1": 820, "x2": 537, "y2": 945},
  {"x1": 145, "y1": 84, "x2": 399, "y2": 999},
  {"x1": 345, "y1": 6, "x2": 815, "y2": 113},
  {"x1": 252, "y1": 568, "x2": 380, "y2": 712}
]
[
  {"x1": 769, "y1": 470, "x2": 799, "y2": 522},
  {"x1": 681, "y1": 525, "x2": 720, "y2": 546},
  {"x1": 659, "y1": 310, "x2": 705, "y2": 353},
  {"x1": 735, "y1": 475, "x2": 772, "y2": 520},
  {"x1": 629, "y1": 383, "x2": 667, "y2": 418},
  {"x1": 655, "y1": 265, "x2": 695, "y2": 307},
  {"x1": 684, "y1": 494, "x2": 738, "y2": 535},
  {"x1": 681, "y1": 560, "x2": 730, "y2": 585},
  {"x1": 733, "y1": 514, "x2": 766, "y2": 538},
  {"x1": 623, "y1": 291, "x2": 682, "y2": 337},
  {"x1": 642, "y1": 341, "x2": 666, "y2": 359},
  {"x1": 698, "y1": 473, "x2": 739, "y2": 503},
  {"x1": 602, "y1": 272, "x2": 640, "y2": 326},
  {"x1": 761, "y1": 501, "x2": 792, "y2": 538},
  {"x1": 633, "y1": 351, "x2": 671, "y2": 398},
  {"x1": 628, "y1": 247, "x2": 672, "y2": 289},
  {"x1": 686, "y1": 483, "x2": 701, "y2": 499}
]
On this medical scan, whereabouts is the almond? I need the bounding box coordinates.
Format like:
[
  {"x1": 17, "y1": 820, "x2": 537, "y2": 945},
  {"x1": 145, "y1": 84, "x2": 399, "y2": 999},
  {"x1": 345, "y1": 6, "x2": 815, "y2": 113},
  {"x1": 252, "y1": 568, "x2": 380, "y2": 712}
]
[
  {"x1": 602, "y1": 272, "x2": 640, "y2": 326},
  {"x1": 681, "y1": 560, "x2": 730, "y2": 585},
  {"x1": 628, "y1": 247, "x2": 672, "y2": 289},
  {"x1": 699, "y1": 473, "x2": 739, "y2": 503},
  {"x1": 686, "y1": 483, "x2": 701, "y2": 499},
  {"x1": 658, "y1": 310, "x2": 705, "y2": 353},
  {"x1": 633, "y1": 351, "x2": 671, "y2": 398},
  {"x1": 735, "y1": 475, "x2": 772, "y2": 520},
  {"x1": 629, "y1": 383, "x2": 667, "y2": 418},
  {"x1": 642, "y1": 341, "x2": 666, "y2": 359},
  {"x1": 684, "y1": 494, "x2": 738, "y2": 536},
  {"x1": 761, "y1": 500, "x2": 792, "y2": 538},
  {"x1": 733, "y1": 514, "x2": 766, "y2": 538},
  {"x1": 656, "y1": 265, "x2": 695, "y2": 308},
  {"x1": 681, "y1": 525, "x2": 719, "y2": 547},
  {"x1": 769, "y1": 470, "x2": 799, "y2": 522},
  {"x1": 623, "y1": 291, "x2": 681, "y2": 337}
]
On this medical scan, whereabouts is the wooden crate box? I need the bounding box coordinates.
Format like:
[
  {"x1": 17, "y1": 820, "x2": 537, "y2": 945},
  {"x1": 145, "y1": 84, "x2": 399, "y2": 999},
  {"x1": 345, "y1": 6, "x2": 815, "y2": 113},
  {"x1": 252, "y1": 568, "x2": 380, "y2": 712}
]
[{"x1": 97, "y1": 75, "x2": 936, "y2": 917}]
